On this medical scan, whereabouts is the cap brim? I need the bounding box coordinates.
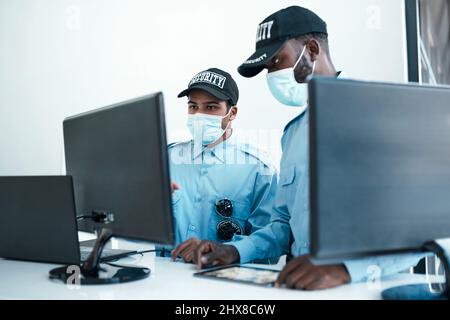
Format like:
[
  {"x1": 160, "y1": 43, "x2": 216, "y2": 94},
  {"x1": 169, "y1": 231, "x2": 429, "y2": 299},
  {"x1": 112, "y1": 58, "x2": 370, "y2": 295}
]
[
  {"x1": 177, "y1": 84, "x2": 230, "y2": 102},
  {"x1": 237, "y1": 39, "x2": 287, "y2": 78}
]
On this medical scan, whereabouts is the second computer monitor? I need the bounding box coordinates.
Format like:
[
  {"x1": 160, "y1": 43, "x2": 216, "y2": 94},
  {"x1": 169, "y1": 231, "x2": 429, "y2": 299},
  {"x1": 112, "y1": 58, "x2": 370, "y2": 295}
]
[{"x1": 309, "y1": 78, "x2": 450, "y2": 261}]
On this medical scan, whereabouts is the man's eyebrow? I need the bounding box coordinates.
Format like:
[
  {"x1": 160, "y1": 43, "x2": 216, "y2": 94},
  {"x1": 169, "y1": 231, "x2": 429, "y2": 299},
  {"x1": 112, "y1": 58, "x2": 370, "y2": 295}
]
[{"x1": 188, "y1": 100, "x2": 220, "y2": 105}]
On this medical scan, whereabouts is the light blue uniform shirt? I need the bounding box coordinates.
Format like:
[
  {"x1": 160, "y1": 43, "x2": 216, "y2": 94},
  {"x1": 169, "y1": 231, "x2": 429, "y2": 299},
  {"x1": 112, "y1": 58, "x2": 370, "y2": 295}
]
[
  {"x1": 232, "y1": 106, "x2": 425, "y2": 283},
  {"x1": 167, "y1": 136, "x2": 277, "y2": 249}
]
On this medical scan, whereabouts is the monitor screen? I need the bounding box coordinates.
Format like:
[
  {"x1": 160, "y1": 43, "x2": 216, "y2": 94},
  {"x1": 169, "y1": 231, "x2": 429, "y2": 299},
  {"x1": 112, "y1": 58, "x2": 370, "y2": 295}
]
[
  {"x1": 309, "y1": 78, "x2": 450, "y2": 260},
  {"x1": 63, "y1": 92, "x2": 174, "y2": 245}
]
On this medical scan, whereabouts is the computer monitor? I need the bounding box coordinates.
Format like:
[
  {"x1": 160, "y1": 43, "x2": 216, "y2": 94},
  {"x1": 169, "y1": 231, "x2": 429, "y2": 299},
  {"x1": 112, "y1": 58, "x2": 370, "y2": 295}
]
[
  {"x1": 50, "y1": 92, "x2": 175, "y2": 285},
  {"x1": 63, "y1": 92, "x2": 174, "y2": 244},
  {"x1": 308, "y1": 77, "x2": 450, "y2": 299}
]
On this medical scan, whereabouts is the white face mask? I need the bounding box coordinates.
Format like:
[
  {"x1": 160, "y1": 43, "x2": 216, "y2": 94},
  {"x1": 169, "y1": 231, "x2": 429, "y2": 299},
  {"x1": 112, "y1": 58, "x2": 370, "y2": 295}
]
[
  {"x1": 266, "y1": 45, "x2": 316, "y2": 107},
  {"x1": 187, "y1": 110, "x2": 231, "y2": 146}
]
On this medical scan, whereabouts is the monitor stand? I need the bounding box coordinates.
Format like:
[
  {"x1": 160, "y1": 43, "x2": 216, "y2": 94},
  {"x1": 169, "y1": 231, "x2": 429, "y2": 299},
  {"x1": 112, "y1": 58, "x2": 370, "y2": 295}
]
[
  {"x1": 49, "y1": 228, "x2": 150, "y2": 285},
  {"x1": 382, "y1": 240, "x2": 449, "y2": 300}
]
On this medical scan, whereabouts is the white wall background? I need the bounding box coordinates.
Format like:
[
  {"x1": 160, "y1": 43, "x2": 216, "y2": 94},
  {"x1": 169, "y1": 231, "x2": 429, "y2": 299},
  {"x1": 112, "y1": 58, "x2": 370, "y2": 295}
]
[{"x1": 0, "y1": 0, "x2": 408, "y2": 175}]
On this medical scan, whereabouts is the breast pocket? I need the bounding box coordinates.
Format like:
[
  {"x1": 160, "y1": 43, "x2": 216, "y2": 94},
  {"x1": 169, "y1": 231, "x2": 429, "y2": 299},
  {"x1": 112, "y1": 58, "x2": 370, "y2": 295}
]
[
  {"x1": 279, "y1": 164, "x2": 298, "y2": 207},
  {"x1": 208, "y1": 199, "x2": 250, "y2": 239},
  {"x1": 232, "y1": 200, "x2": 252, "y2": 220},
  {"x1": 280, "y1": 164, "x2": 296, "y2": 186}
]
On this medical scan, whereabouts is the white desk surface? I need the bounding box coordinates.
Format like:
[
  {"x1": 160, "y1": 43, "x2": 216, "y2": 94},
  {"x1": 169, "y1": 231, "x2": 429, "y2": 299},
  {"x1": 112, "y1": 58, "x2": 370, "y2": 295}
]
[{"x1": 0, "y1": 233, "x2": 429, "y2": 300}]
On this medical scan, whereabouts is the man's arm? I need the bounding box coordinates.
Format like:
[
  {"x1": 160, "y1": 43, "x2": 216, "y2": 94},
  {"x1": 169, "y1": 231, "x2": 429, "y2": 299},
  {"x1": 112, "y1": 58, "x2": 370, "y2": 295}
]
[
  {"x1": 273, "y1": 253, "x2": 427, "y2": 290},
  {"x1": 193, "y1": 187, "x2": 293, "y2": 267},
  {"x1": 228, "y1": 167, "x2": 291, "y2": 263},
  {"x1": 229, "y1": 183, "x2": 293, "y2": 264},
  {"x1": 344, "y1": 253, "x2": 429, "y2": 283},
  {"x1": 242, "y1": 171, "x2": 277, "y2": 235}
]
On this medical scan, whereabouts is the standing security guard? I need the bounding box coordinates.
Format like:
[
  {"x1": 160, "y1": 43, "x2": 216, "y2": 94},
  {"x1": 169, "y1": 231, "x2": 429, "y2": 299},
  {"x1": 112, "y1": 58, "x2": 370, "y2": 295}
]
[
  {"x1": 192, "y1": 7, "x2": 424, "y2": 290},
  {"x1": 166, "y1": 68, "x2": 277, "y2": 263}
]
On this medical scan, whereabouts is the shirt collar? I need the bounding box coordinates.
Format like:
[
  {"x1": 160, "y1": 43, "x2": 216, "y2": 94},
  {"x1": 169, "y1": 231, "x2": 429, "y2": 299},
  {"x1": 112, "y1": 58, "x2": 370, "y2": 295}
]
[
  {"x1": 337, "y1": 70, "x2": 347, "y2": 78},
  {"x1": 190, "y1": 135, "x2": 236, "y2": 163}
]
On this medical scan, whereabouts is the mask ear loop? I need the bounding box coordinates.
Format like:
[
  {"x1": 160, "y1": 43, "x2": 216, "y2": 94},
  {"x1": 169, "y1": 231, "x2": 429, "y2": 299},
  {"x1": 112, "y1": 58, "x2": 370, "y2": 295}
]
[
  {"x1": 222, "y1": 107, "x2": 234, "y2": 134},
  {"x1": 304, "y1": 59, "x2": 317, "y2": 84},
  {"x1": 293, "y1": 45, "x2": 307, "y2": 70},
  {"x1": 207, "y1": 107, "x2": 234, "y2": 147},
  {"x1": 294, "y1": 45, "x2": 317, "y2": 79},
  {"x1": 222, "y1": 107, "x2": 233, "y2": 120},
  {"x1": 301, "y1": 60, "x2": 318, "y2": 107}
]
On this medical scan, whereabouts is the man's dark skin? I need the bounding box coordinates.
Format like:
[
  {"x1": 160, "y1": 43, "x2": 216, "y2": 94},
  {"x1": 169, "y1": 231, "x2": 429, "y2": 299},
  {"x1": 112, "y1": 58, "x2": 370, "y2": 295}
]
[{"x1": 191, "y1": 36, "x2": 352, "y2": 291}]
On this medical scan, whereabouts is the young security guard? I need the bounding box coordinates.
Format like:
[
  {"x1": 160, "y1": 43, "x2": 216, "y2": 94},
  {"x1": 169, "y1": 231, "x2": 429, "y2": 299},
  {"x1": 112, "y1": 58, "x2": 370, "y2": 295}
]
[{"x1": 165, "y1": 68, "x2": 277, "y2": 263}]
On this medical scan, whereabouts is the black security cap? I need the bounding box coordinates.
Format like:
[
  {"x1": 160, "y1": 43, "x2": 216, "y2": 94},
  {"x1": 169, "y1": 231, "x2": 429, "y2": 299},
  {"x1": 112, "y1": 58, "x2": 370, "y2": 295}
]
[
  {"x1": 178, "y1": 68, "x2": 239, "y2": 106},
  {"x1": 238, "y1": 6, "x2": 327, "y2": 78}
]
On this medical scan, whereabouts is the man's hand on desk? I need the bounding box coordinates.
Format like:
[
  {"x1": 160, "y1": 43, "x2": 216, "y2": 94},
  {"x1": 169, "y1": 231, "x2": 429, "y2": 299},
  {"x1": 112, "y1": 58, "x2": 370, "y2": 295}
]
[
  {"x1": 188, "y1": 243, "x2": 351, "y2": 291},
  {"x1": 171, "y1": 238, "x2": 201, "y2": 263},
  {"x1": 275, "y1": 255, "x2": 351, "y2": 290},
  {"x1": 192, "y1": 241, "x2": 240, "y2": 268}
]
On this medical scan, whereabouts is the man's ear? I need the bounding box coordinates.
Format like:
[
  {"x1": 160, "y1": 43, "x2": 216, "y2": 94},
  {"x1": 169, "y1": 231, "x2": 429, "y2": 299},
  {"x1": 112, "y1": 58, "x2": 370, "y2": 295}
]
[
  {"x1": 229, "y1": 106, "x2": 238, "y2": 121},
  {"x1": 307, "y1": 39, "x2": 320, "y2": 63}
]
